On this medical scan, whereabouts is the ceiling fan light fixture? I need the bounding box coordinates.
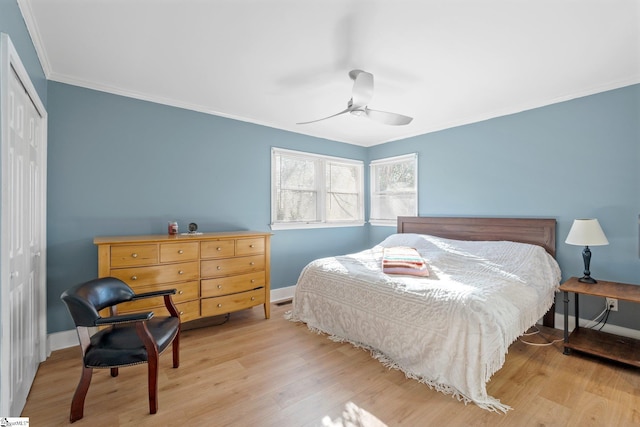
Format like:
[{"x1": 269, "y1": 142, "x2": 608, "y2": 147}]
[{"x1": 297, "y1": 69, "x2": 413, "y2": 126}]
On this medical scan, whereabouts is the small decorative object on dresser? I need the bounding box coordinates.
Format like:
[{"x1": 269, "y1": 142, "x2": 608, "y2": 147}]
[{"x1": 94, "y1": 231, "x2": 271, "y2": 323}]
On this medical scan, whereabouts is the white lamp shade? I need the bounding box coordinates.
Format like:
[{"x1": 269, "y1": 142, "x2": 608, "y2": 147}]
[{"x1": 565, "y1": 218, "x2": 609, "y2": 246}]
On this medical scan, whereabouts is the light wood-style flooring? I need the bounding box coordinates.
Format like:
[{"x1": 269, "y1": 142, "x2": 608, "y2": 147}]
[{"x1": 22, "y1": 302, "x2": 640, "y2": 426}]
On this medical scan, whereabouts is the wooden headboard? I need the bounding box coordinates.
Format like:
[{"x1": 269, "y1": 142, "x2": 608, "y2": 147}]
[
  {"x1": 397, "y1": 216, "x2": 556, "y2": 257},
  {"x1": 397, "y1": 216, "x2": 558, "y2": 327}
]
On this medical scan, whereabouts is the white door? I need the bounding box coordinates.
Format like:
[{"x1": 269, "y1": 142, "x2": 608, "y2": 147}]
[{"x1": 1, "y1": 33, "x2": 47, "y2": 417}]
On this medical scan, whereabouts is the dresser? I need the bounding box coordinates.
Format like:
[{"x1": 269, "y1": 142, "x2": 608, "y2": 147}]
[{"x1": 94, "y1": 231, "x2": 271, "y2": 323}]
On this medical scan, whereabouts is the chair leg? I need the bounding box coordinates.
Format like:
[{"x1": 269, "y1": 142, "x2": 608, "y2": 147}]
[
  {"x1": 136, "y1": 321, "x2": 159, "y2": 414},
  {"x1": 172, "y1": 330, "x2": 180, "y2": 368},
  {"x1": 70, "y1": 365, "x2": 93, "y2": 423},
  {"x1": 147, "y1": 354, "x2": 158, "y2": 414},
  {"x1": 110, "y1": 367, "x2": 119, "y2": 377}
]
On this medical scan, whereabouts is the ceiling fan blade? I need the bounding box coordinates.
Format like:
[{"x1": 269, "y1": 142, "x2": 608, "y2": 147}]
[
  {"x1": 365, "y1": 108, "x2": 413, "y2": 126},
  {"x1": 349, "y1": 69, "x2": 374, "y2": 108},
  {"x1": 297, "y1": 108, "x2": 351, "y2": 125}
]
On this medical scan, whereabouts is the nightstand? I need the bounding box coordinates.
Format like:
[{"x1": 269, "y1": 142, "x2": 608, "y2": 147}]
[{"x1": 560, "y1": 276, "x2": 640, "y2": 367}]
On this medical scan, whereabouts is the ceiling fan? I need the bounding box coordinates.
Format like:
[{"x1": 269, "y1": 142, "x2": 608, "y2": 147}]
[{"x1": 297, "y1": 69, "x2": 413, "y2": 126}]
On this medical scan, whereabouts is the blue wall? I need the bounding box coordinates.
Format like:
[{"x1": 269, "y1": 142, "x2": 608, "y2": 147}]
[
  {"x1": 46, "y1": 82, "x2": 369, "y2": 332},
  {"x1": 3, "y1": 0, "x2": 639, "y2": 335},
  {"x1": 368, "y1": 84, "x2": 640, "y2": 327},
  {"x1": 46, "y1": 83, "x2": 640, "y2": 334}
]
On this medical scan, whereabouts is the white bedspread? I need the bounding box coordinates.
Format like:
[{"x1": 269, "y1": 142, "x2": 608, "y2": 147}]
[{"x1": 288, "y1": 233, "x2": 561, "y2": 412}]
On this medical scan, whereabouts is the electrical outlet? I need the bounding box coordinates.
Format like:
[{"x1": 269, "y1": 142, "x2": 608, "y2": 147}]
[{"x1": 606, "y1": 297, "x2": 618, "y2": 311}]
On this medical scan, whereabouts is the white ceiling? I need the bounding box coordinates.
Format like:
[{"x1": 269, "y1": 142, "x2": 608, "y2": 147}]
[{"x1": 18, "y1": 0, "x2": 640, "y2": 147}]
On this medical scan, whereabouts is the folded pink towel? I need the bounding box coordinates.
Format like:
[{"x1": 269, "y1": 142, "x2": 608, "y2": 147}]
[{"x1": 382, "y1": 247, "x2": 429, "y2": 276}]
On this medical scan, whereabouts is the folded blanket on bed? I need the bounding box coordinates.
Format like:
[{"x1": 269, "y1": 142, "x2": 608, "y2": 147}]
[{"x1": 382, "y1": 246, "x2": 429, "y2": 276}]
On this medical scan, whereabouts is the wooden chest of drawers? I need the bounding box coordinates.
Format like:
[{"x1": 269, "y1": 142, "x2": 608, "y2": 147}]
[{"x1": 94, "y1": 231, "x2": 271, "y2": 323}]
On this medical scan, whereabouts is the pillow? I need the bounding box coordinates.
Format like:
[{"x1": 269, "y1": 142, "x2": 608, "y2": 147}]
[{"x1": 382, "y1": 246, "x2": 429, "y2": 276}]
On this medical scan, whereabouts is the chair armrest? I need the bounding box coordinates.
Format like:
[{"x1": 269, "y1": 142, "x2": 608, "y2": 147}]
[
  {"x1": 131, "y1": 289, "x2": 177, "y2": 300},
  {"x1": 131, "y1": 289, "x2": 180, "y2": 319},
  {"x1": 95, "y1": 311, "x2": 153, "y2": 326}
]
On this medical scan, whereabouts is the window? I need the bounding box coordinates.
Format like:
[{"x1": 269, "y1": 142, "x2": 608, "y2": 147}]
[
  {"x1": 271, "y1": 147, "x2": 364, "y2": 229},
  {"x1": 370, "y1": 153, "x2": 418, "y2": 226}
]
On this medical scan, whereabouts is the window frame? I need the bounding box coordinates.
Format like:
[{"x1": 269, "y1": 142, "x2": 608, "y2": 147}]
[
  {"x1": 271, "y1": 147, "x2": 365, "y2": 230},
  {"x1": 369, "y1": 153, "x2": 418, "y2": 227}
]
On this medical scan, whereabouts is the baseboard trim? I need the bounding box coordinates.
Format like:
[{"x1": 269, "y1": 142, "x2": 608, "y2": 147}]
[
  {"x1": 48, "y1": 285, "x2": 298, "y2": 352},
  {"x1": 553, "y1": 313, "x2": 640, "y2": 340},
  {"x1": 270, "y1": 285, "x2": 295, "y2": 303},
  {"x1": 48, "y1": 329, "x2": 79, "y2": 352}
]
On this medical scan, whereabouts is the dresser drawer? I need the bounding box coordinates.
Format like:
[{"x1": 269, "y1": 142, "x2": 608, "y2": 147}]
[
  {"x1": 111, "y1": 244, "x2": 158, "y2": 267},
  {"x1": 200, "y1": 239, "x2": 235, "y2": 259},
  {"x1": 201, "y1": 272, "x2": 265, "y2": 298},
  {"x1": 116, "y1": 280, "x2": 199, "y2": 313},
  {"x1": 201, "y1": 255, "x2": 264, "y2": 278},
  {"x1": 160, "y1": 242, "x2": 199, "y2": 263},
  {"x1": 201, "y1": 288, "x2": 265, "y2": 317},
  {"x1": 110, "y1": 261, "x2": 199, "y2": 287},
  {"x1": 153, "y1": 300, "x2": 200, "y2": 323},
  {"x1": 236, "y1": 237, "x2": 265, "y2": 256}
]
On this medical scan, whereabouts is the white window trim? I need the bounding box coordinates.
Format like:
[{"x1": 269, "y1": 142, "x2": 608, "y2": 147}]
[
  {"x1": 270, "y1": 221, "x2": 365, "y2": 230},
  {"x1": 271, "y1": 147, "x2": 365, "y2": 230},
  {"x1": 368, "y1": 219, "x2": 398, "y2": 227},
  {"x1": 369, "y1": 153, "x2": 418, "y2": 227}
]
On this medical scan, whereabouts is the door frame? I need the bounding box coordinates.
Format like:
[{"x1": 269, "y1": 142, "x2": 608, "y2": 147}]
[{"x1": 0, "y1": 32, "x2": 48, "y2": 416}]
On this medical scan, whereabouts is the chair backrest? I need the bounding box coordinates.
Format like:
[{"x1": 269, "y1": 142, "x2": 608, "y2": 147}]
[{"x1": 61, "y1": 277, "x2": 136, "y2": 327}]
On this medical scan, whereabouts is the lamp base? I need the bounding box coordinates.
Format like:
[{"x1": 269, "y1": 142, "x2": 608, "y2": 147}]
[{"x1": 578, "y1": 276, "x2": 597, "y2": 284}]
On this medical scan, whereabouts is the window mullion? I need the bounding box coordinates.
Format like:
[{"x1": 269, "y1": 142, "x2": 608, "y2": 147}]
[{"x1": 317, "y1": 158, "x2": 326, "y2": 222}]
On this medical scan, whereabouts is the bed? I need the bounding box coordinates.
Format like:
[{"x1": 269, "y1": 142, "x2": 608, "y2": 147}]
[{"x1": 288, "y1": 216, "x2": 561, "y2": 412}]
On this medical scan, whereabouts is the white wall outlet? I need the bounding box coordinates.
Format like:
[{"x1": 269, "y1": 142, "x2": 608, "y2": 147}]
[{"x1": 606, "y1": 297, "x2": 618, "y2": 311}]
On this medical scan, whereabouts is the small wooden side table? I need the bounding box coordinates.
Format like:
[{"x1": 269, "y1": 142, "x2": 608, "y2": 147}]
[{"x1": 560, "y1": 276, "x2": 640, "y2": 367}]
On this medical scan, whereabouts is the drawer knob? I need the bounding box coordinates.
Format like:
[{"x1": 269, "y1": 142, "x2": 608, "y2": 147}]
[
  {"x1": 131, "y1": 253, "x2": 138, "y2": 258},
  {"x1": 131, "y1": 275, "x2": 138, "y2": 280},
  {"x1": 178, "y1": 290, "x2": 184, "y2": 295},
  {"x1": 250, "y1": 244, "x2": 255, "y2": 248},
  {"x1": 217, "y1": 266, "x2": 222, "y2": 270},
  {"x1": 250, "y1": 262, "x2": 255, "y2": 266},
  {"x1": 217, "y1": 285, "x2": 222, "y2": 289},
  {"x1": 178, "y1": 270, "x2": 184, "y2": 275},
  {"x1": 251, "y1": 296, "x2": 255, "y2": 301},
  {"x1": 217, "y1": 303, "x2": 222, "y2": 308},
  {"x1": 179, "y1": 311, "x2": 184, "y2": 315},
  {"x1": 251, "y1": 279, "x2": 255, "y2": 283},
  {"x1": 217, "y1": 247, "x2": 222, "y2": 251},
  {"x1": 178, "y1": 250, "x2": 184, "y2": 254}
]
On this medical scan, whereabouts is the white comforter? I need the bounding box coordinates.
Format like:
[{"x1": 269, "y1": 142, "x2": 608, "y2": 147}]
[{"x1": 289, "y1": 233, "x2": 562, "y2": 412}]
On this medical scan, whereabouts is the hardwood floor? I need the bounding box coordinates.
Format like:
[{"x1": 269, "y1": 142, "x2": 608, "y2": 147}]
[{"x1": 23, "y1": 302, "x2": 640, "y2": 426}]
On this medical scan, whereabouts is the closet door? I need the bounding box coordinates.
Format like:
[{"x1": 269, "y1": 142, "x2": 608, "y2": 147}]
[{"x1": 1, "y1": 33, "x2": 47, "y2": 417}]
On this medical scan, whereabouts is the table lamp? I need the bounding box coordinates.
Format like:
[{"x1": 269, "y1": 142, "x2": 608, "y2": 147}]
[{"x1": 565, "y1": 218, "x2": 609, "y2": 283}]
